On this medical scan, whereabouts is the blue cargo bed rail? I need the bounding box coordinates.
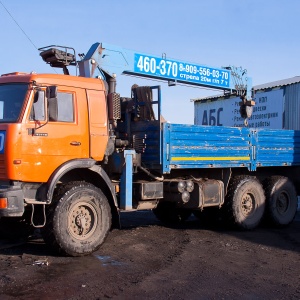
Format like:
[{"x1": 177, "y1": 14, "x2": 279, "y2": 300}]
[{"x1": 161, "y1": 123, "x2": 300, "y2": 173}]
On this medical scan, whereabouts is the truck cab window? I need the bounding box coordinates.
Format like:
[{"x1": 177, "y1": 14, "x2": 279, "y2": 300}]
[
  {"x1": 0, "y1": 83, "x2": 28, "y2": 122},
  {"x1": 30, "y1": 90, "x2": 45, "y2": 121},
  {"x1": 56, "y1": 92, "x2": 74, "y2": 122}
]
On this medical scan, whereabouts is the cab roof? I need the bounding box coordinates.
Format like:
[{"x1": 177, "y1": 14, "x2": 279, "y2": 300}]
[{"x1": 0, "y1": 72, "x2": 106, "y2": 91}]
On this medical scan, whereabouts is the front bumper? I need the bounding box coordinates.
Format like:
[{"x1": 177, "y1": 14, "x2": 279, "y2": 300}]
[{"x1": 0, "y1": 185, "x2": 24, "y2": 217}]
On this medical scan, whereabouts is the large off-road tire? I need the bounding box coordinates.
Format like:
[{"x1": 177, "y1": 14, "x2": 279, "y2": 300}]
[
  {"x1": 42, "y1": 181, "x2": 111, "y2": 256},
  {"x1": 225, "y1": 176, "x2": 265, "y2": 230},
  {"x1": 263, "y1": 176, "x2": 297, "y2": 227},
  {"x1": 153, "y1": 202, "x2": 191, "y2": 224}
]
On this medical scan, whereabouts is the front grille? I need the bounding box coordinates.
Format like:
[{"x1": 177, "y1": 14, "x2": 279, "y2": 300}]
[{"x1": 0, "y1": 155, "x2": 7, "y2": 179}]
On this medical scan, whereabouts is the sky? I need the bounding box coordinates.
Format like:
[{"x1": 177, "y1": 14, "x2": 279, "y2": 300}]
[{"x1": 0, "y1": 0, "x2": 299, "y2": 124}]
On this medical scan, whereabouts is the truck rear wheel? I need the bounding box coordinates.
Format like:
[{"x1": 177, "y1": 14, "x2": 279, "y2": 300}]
[
  {"x1": 42, "y1": 181, "x2": 111, "y2": 256},
  {"x1": 263, "y1": 176, "x2": 297, "y2": 227},
  {"x1": 153, "y1": 202, "x2": 191, "y2": 224},
  {"x1": 226, "y1": 176, "x2": 265, "y2": 230}
]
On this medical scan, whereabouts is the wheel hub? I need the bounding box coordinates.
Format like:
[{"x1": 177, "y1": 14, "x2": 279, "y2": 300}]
[
  {"x1": 241, "y1": 193, "x2": 254, "y2": 216},
  {"x1": 277, "y1": 192, "x2": 289, "y2": 214},
  {"x1": 68, "y1": 201, "x2": 98, "y2": 240}
]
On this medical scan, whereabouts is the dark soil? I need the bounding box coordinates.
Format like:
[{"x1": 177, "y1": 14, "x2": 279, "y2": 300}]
[{"x1": 0, "y1": 211, "x2": 299, "y2": 300}]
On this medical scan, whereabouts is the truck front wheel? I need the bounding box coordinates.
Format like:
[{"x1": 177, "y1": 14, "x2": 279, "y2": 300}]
[
  {"x1": 226, "y1": 176, "x2": 265, "y2": 230},
  {"x1": 42, "y1": 182, "x2": 111, "y2": 256},
  {"x1": 263, "y1": 176, "x2": 297, "y2": 227}
]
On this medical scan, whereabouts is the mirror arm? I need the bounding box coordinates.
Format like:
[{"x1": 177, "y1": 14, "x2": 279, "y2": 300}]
[{"x1": 29, "y1": 119, "x2": 49, "y2": 135}]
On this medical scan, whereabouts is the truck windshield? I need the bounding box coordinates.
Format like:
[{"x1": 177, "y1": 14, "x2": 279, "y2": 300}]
[{"x1": 0, "y1": 83, "x2": 28, "y2": 122}]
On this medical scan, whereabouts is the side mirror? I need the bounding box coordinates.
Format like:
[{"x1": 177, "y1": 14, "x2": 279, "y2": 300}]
[
  {"x1": 48, "y1": 98, "x2": 58, "y2": 121},
  {"x1": 34, "y1": 90, "x2": 43, "y2": 103},
  {"x1": 46, "y1": 85, "x2": 58, "y2": 121},
  {"x1": 46, "y1": 86, "x2": 57, "y2": 99}
]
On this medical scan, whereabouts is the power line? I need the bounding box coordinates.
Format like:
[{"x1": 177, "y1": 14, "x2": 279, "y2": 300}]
[{"x1": 0, "y1": 0, "x2": 38, "y2": 50}]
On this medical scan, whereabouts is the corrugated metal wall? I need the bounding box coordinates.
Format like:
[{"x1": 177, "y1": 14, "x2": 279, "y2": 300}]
[
  {"x1": 194, "y1": 81, "x2": 300, "y2": 130},
  {"x1": 284, "y1": 82, "x2": 300, "y2": 130}
]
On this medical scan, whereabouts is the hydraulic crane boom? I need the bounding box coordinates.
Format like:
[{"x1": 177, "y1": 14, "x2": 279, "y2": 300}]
[
  {"x1": 77, "y1": 42, "x2": 252, "y2": 101},
  {"x1": 40, "y1": 42, "x2": 254, "y2": 123}
]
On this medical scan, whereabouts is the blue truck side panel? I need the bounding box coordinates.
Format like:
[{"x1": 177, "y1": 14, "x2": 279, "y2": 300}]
[
  {"x1": 161, "y1": 123, "x2": 300, "y2": 173},
  {"x1": 162, "y1": 123, "x2": 252, "y2": 173},
  {"x1": 255, "y1": 129, "x2": 300, "y2": 167},
  {"x1": 130, "y1": 120, "x2": 161, "y2": 168}
]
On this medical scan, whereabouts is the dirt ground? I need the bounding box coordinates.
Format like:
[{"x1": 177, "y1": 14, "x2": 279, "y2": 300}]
[{"x1": 0, "y1": 211, "x2": 299, "y2": 300}]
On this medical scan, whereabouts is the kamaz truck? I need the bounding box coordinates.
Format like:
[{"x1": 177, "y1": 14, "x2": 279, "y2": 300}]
[{"x1": 0, "y1": 43, "x2": 298, "y2": 256}]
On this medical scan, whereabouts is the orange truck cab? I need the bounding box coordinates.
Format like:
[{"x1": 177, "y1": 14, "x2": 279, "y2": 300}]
[
  {"x1": 0, "y1": 72, "x2": 109, "y2": 182},
  {"x1": 0, "y1": 71, "x2": 121, "y2": 254}
]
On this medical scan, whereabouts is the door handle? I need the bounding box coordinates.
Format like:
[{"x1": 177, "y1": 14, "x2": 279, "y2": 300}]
[{"x1": 70, "y1": 141, "x2": 81, "y2": 146}]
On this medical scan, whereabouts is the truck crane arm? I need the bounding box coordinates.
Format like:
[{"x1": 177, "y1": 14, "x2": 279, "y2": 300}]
[
  {"x1": 40, "y1": 42, "x2": 254, "y2": 123},
  {"x1": 77, "y1": 42, "x2": 252, "y2": 100}
]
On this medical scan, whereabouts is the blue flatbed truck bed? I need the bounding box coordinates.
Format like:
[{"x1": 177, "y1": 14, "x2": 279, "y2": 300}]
[
  {"x1": 124, "y1": 120, "x2": 300, "y2": 231},
  {"x1": 161, "y1": 124, "x2": 300, "y2": 172},
  {"x1": 133, "y1": 121, "x2": 300, "y2": 172}
]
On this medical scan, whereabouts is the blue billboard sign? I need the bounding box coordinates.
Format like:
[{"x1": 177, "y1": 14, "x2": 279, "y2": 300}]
[{"x1": 133, "y1": 53, "x2": 230, "y2": 89}]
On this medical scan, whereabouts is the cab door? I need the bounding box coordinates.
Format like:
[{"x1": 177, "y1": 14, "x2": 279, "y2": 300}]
[{"x1": 21, "y1": 87, "x2": 89, "y2": 182}]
